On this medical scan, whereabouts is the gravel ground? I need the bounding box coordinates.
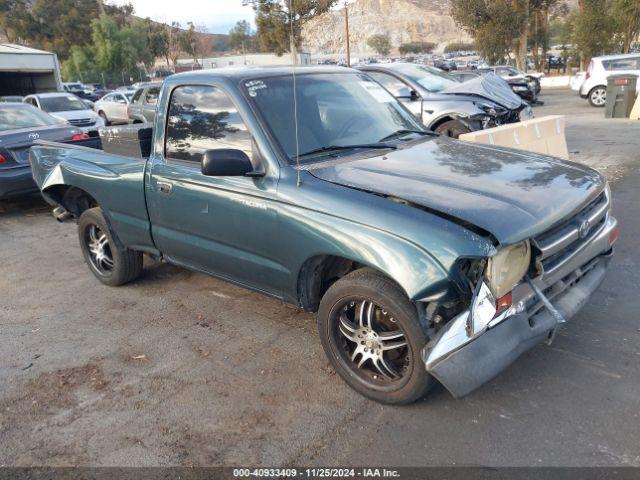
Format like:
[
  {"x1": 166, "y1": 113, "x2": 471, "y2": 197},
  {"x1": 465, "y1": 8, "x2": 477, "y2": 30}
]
[{"x1": 1, "y1": 89, "x2": 639, "y2": 467}]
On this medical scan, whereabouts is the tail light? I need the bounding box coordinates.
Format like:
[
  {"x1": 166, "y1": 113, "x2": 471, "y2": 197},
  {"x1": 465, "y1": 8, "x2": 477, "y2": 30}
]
[
  {"x1": 71, "y1": 133, "x2": 90, "y2": 141},
  {"x1": 585, "y1": 60, "x2": 593, "y2": 80},
  {"x1": 0, "y1": 154, "x2": 5, "y2": 164}
]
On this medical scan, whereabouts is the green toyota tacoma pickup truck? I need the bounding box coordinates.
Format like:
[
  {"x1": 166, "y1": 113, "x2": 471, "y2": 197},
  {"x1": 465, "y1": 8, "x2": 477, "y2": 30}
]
[{"x1": 30, "y1": 66, "x2": 618, "y2": 404}]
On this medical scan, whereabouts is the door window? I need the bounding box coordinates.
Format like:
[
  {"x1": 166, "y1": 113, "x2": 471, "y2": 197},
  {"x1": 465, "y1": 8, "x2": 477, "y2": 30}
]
[
  {"x1": 164, "y1": 85, "x2": 252, "y2": 163},
  {"x1": 131, "y1": 89, "x2": 143, "y2": 104},
  {"x1": 144, "y1": 87, "x2": 160, "y2": 105},
  {"x1": 366, "y1": 71, "x2": 410, "y2": 97}
]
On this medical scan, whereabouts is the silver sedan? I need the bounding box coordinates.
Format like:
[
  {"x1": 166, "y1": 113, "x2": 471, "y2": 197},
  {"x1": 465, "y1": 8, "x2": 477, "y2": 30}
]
[{"x1": 93, "y1": 91, "x2": 134, "y2": 125}]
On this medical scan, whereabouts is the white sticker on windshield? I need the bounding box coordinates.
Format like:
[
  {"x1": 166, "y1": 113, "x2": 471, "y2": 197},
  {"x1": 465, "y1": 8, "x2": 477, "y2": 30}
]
[
  {"x1": 245, "y1": 80, "x2": 267, "y2": 97},
  {"x1": 359, "y1": 81, "x2": 395, "y2": 103}
]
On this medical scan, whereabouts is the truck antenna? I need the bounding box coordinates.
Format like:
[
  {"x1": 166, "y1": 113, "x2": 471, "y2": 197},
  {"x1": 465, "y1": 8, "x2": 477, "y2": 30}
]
[{"x1": 289, "y1": 0, "x2": 302, "y2": 187}]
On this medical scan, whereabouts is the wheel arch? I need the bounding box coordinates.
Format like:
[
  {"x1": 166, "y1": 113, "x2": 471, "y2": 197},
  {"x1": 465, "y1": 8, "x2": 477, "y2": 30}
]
[
  {"x1": 295, "y1": 248, "x2": 451, "y2": 313},
  {"x1": 428, "y1": 114, "x2": 457, "y2": 131},
  {"x1": 43, "y1": 184, "x2": 99, "y2": 218}
]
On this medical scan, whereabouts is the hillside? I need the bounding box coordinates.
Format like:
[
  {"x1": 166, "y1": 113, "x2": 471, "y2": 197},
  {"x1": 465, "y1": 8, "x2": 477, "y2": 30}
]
[
  {"x1": 302, "y1": 0, "x2": 580, "y2": 55},
  {"x1": 302, "y1": 0, "x2": 471, "y2": 55}
]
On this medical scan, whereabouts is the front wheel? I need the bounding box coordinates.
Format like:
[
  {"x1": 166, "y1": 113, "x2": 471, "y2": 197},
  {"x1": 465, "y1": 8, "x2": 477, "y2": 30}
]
[
  {"x1": 588, "y1": 86, "x2": 607, "y2": 107},
  {"x1": 317, "y1": 268, "x2": 433, "y2": 404},
  {"x1": 433, "y1": 119, "x2": 471, "y2": 139},
  {"x1": 78, "y1": 207, "x2": 143, "y2": 286}
]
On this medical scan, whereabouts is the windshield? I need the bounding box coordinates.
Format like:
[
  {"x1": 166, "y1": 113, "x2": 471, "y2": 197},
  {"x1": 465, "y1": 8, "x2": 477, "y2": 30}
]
[
  {"x1": 0, "y1": 104, "x2": 65, "y2": 131},
  {"x1": 125, "y1": 93, "x2": 134, "y2": 101},
  {"x1": 39, "y1": 95, "x2": 88, "y2": 112},
  {"x1": 245, "y1": 73, "x2": 427, "y2": 164},
  {"x1": 392, "y1": 64, "x2": 460, "y2": 92}
]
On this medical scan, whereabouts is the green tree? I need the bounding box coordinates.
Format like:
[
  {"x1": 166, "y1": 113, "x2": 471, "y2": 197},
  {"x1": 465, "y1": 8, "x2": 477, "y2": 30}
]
[
  {"x1": 61, "y1": 45, "x2": 96, "y2": 82},
  {"x1": 367, "y1": 34, "x2": 391, "y2": 55},
  {"x1": 527, "y1": 0, "x2": 563, "y2": 71},
  {"x1": 246, "y1": 0, "x2": 337, "y2": 55},
  {"x1": 444, "y1": 42, "x2": 475, "y2": 53},
  {"x1": 229, "y1": 19, "x2": 256, "y2": 52},
  {"x1": 398, "y1": 41, "x2": 436, "y2": 54},
  {"x1": 573, "y1": 0, "x2": 617, "y2": 69},
  {"x1": 449, "y1": 0, "x2": 527, "y2": 65},
  {"x1": 179, "y1": 22, "x2": 198, "y2": 62},
  {"x1": 146, "y1": 19, "x2": 170, "y2": 67},
  {"x1": 611, "y1": 0, "x2": 640, "y2": 53}
]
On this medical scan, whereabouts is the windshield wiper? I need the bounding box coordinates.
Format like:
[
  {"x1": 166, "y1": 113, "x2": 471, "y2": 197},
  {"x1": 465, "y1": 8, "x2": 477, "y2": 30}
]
[
  {"x1": 379, "y1": 129, "x2": 434, "y2": 142},
  {"x1": 297, "y1": 143, "x2": 397, "y2": 159}
]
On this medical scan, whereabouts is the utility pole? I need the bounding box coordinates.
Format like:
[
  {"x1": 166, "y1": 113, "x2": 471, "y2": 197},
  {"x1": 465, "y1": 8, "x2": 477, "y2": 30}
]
[
  {"x1": 289, "y1": 6, "x2": 298, "y2": 66},
  {"x1": 344, "y1": 1, "x2": 351, "y2": 67}
]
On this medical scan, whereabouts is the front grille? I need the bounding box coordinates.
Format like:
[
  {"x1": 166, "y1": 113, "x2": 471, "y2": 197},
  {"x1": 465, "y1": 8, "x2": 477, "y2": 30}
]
[
  {"x1": 68, "y1": 118, "x2": 95, "y2": 127},
  {"x1": 526, "y1": 256, "x2": 601, "y2": 317},
  {"x1": 532, "y1": 190, "x2": 609, "y2": 278}
]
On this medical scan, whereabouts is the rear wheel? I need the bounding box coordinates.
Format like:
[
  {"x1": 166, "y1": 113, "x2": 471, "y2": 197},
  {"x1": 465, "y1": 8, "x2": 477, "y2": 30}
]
[
  {"x1": 98, "y1": 111, "x2": 110, "y2": 126},
  {"x1": 433, "y1": 119, "x2": 471, "y2": 139},
  {"x1": 317, "y1": 268, "x2": 433, "y2": 404},
  {"x1": 78, "y1": 207, "x2": 142, "y2": 286},
  {"x1": 588, "y1": 86, "x2": 607, "y2": 107}
]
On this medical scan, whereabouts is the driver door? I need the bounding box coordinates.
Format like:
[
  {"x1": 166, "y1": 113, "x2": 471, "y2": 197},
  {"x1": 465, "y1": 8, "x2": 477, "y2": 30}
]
[{"x1": 146, "y1": 84, "x2": 286, "y2": 297}]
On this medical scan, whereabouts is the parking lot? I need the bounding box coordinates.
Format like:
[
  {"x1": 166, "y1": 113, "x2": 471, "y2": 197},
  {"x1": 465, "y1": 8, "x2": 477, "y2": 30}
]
[{"x1": 1, "y1": 88, "x2": 639, "y2": 467}]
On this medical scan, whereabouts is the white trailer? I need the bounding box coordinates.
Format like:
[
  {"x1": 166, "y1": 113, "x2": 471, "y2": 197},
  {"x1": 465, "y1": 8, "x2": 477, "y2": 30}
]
[{"x1": 0, "y1": 43, "x2": 62, "y2": 97}]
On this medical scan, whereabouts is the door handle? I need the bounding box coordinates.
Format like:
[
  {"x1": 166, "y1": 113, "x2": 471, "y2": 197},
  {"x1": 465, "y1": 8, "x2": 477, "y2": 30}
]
[{"x1": 156, "y1": 180, "x2": 173, "y2": 194}]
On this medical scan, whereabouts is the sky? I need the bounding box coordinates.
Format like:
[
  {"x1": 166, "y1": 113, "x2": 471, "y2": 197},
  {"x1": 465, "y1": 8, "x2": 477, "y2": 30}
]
[{"x1": 107, "y1": 0, "x2": 256, "y2": 34}]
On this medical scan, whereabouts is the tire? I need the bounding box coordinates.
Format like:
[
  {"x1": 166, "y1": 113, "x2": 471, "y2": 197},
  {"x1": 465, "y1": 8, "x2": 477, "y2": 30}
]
[
  {"x1": 317, "y1": 268, "x2": 433, "y2": 405},
  {"x1": 98, "y1": 111, "x2": 110, "y2": 126},
  {"x1": 433, "y1": 119, "x2": 471, "y2": 139},
  {"x1": 588, "y1": 86, "x2": 607, "y2": 107},
  {"x1": 77, "y1": 207, "x2": 142, "y2": 286}
]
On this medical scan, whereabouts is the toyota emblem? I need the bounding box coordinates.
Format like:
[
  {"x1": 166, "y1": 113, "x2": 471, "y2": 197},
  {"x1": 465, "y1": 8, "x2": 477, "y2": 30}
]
[{"x1": 579, "y1": 219, "x2": 591, "y2": 239}]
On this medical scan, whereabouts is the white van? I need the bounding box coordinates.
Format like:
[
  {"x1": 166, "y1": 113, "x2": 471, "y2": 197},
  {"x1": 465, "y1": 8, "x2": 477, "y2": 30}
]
[{"x1": 579, "y1": 53, "x2": 640, "y2": 107}]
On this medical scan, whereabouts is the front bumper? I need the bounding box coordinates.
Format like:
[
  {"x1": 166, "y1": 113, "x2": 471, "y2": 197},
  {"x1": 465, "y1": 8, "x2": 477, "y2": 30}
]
[
  {"x1": 0, "y1": 165, "x2": 37, "y2": 199},
  {"x1": 422, "y1": 215, "x2": 617, "y2": 398}
]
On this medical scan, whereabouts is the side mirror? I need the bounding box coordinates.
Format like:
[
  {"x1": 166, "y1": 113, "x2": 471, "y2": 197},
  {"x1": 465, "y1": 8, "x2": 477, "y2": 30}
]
[
  {"x1": 201, "y1": 149, "x2": 260, "y2": 177},
  {"x1": 396, "y1": 87, "x2": 419, "y2": 100}
]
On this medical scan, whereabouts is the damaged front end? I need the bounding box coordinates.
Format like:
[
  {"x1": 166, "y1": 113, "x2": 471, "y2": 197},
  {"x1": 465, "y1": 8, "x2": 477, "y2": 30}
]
[{"x1": 423, "y1": 188, "x2": 618, "y2": 398}]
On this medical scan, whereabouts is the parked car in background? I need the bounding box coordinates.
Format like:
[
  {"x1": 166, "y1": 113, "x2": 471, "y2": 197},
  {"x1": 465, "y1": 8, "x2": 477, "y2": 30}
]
[
  {"x1": 29, "y1": 67, "x2": 617, "y2": 404},
  {"x1": 475, "y1": 68, "x2": 538, "y2": 103},
  {"x1": 359, "y1": 63, "x2": 532, "y2": 138},
  {"x1": 0, "y1": 103, "x2": 97, "y2": 199},
  {"x1": 579, "y1": 53, "x2": 640, "y2": 107},
  {"x1": 93, "y1": 90, "x2": 135, "y2": 125},
  {"x1": 127, "y1": 83, "x2": 161, "y2": 123},
  {"x1": 0, "y1": 96, "x2": 24, "y2": 103},
  {"x1": 433, "y1": 59, "x2": 455, "y2": 71},
  {"x1": 63, "y1": 82, "x2": 102, "y2": 102},
  {"x1": 479, "y1": 66, "x2": 542, "y2": 96},
  {"x1": 23, "y1": 93, "x2": 104, "y2": 134}
]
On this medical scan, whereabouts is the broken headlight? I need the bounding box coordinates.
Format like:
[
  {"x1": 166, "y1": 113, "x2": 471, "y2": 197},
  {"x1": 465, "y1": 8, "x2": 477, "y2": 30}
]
[{"x1": 486, "y1": 241, "x2": 531, "y2": 299}]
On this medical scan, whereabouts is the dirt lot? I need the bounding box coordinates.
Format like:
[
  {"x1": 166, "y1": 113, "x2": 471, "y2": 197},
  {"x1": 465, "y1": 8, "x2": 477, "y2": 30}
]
[{"x1": 1, "y1": 89, "x2": 639, "y2": 467}]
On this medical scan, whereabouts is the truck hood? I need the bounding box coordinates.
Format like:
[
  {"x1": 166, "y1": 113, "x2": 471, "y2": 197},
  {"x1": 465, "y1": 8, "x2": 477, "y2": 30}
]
[
  {"x1": 440, "y1": 73, "x2": 523, "y2": 110},
  {"x1": 307, "y1": 137, "x2": 605, "y2": 245}
]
